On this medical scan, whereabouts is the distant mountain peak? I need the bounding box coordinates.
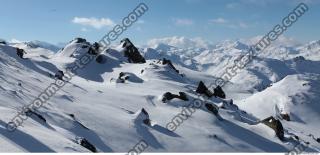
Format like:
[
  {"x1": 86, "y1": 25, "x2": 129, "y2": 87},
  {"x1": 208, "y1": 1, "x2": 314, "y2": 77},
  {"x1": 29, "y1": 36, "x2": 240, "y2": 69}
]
[{"x1": 147, "y1": 36, "x2": 214, "y2": 49}]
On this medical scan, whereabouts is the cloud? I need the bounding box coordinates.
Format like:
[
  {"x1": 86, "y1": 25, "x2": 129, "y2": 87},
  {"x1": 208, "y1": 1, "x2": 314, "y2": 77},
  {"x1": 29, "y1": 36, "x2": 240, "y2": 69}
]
[
  {"x1": 238, "y1": 22, "x2": 249, "y2": 28},
  {"x1": 209, "y1": 18, "x2": 228, "y2": 24},
  {"x1": 135, "y1": 26, "x2": 142, "y2": 31},
  {"x1": 72, "y1": 17, "x2": 115, "y2": 29},
  {"x1": 226, "y1": 3, "x2": 239, "y2": 9},
  {"x1": 137, "y1": 20, "x2": 145, "y2": 24},
  {"x1": 185, "y1": 0, "x2": 201, "y2": 4},
  {"x1": 226, "y1": 22, "x2": 250, "y2": 29},
  {"x1": 226, "y1": 0, "x2": 319, "y2": 9},
  {"x1": 81, "y1": 28, "x2": 89, "y2": 32},
  {"x1": 173, "y1": 18, "x2": 194, "y2": 26},
  {"x1": 209, "y1": 17, "x2": 250, "y2": 29}
]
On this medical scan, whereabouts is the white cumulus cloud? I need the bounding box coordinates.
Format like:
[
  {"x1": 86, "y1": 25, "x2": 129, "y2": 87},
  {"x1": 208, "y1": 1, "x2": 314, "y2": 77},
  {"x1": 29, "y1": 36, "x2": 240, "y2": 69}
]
[{"x1": 72, "y1": 17, "x2": 115, "y2": 29}]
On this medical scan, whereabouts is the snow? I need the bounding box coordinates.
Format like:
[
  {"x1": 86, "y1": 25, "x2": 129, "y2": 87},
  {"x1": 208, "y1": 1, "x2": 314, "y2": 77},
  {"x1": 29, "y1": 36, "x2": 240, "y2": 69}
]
[
  {"x1": 0, "y1": 36, "x2": 319, "y2": 153},
  {"x1": 147, "y1": 36, "x2": 214, "y2": 49}
]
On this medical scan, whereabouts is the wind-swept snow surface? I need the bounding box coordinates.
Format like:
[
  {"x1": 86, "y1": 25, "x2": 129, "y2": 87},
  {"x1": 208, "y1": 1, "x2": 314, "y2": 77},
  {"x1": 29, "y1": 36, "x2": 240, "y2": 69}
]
[{"x1": 0, "y1": 37, "x2": 319, "y2": 152}]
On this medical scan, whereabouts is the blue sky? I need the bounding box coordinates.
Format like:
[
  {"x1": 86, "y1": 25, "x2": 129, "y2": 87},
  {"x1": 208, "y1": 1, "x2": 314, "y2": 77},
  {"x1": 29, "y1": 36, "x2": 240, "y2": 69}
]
[{"x1": 0, "y1": 0, "x2": 319, "y2": 45}]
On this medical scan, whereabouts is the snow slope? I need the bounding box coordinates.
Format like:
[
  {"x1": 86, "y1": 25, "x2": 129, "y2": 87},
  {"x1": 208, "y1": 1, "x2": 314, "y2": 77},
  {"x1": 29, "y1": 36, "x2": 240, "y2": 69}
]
[{"x1": 0, "y1": 37, "x2": 319, "y2": 153}]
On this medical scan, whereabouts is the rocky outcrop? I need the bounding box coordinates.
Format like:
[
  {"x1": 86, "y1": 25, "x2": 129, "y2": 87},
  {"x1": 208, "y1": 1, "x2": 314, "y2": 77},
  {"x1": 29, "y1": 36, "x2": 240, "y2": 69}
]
[
  {"x1": 261, "y1": 116, "x2": 284, "y2": 141},
  {"x1": 196, "y1": 81, "x2": 214, "y2": 97},
  {"x1": 161, "y1": 58, "x2": 179, "y2": 73},
  {"x1": 213, "y1": 85, "x2": 226, "y2": 99},
  {"x1": 76, "y1": 137, "x2": 97, "y2": 153},
  {"x1": 121, "y1": 38, "x2": 146, "y2": 63}
]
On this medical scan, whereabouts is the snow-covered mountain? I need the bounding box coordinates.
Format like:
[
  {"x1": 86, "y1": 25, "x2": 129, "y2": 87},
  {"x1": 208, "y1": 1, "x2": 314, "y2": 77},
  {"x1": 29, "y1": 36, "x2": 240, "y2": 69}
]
[
  {"x1": 25, "y1": 40, "x2": 61, "y2": 52},
  {"x1": 0, "y1": 36, "x2": 319, "y2": 153},
  {"x1": 9, "y1": 40, "x2": 61, "y2": 53},
  {"x1": 147, "y1": 36, "x2": 215, "y2": 49}
]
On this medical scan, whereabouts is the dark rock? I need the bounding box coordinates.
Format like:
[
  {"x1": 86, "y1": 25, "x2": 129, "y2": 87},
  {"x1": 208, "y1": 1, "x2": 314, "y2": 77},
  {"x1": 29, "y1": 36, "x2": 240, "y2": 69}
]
[
  {"x1": 119, "y1": 72, "x2": 125, "y2": 79},
  {"x1": 88, "y1": 47, "x2": 96, "y2": 55},
  {"x1": 121, "y1": 38, "x2": 146, "y2": 63},
  {"x1": 77, "y1": 137, "x2": 97, "y2": 153},
  {"x1": 294, "y1": 56, "x2": 306, "y2": 62},
  {"x1": 143, "y1": 119, "x2": 151, "y2": 126},
  {"x1": 162, "y1": 58, "x2": 179, "y2": 73},
  {"x1": 0, "y1": 40, "x2": 7, "y2": 45},
  {"x1": 196, "y1": 81, "x2": 213, "y2": 97},
  {"x1": 68, "y1": 114, "x2": 75, "y2": 118},
  {"x1": 280, "y1": 113, "x2": 290, "y2": 121},
  {"x1": 141, "y1": 108, "x2": 149, "y2": 117},
  {"x1": 229, "y1": 99, "x2": 233, "y2": 105},
  {"x1": 25, "y1": 109, "x2": 46, "y2": 123},
  {"x1": 95, "y1": 55, "x2": 105, "y2": 64},
  {"x1": 54, "y1": 70, "x2": 64, "y2": 80},
  {"x1": 141, "y1": 108, "x2": 151, "y2": 126},
  {"x1": 261, "y1": 116, "x2": 284, "y2": 141},
  {"x1": 115, "y1": 72, "x2": 143, "y2": 83},
  {"x1": 81, "y1": 45, "x2": 89, "y2": 49},
  {"x1": 205, "y1": 103, "x2": 219, "y2": 115},
  {"x1": 117, "y1": 72, "x2": 127, "y2": 83},
  {"x1": 178, "y1": 92, "x2": 188, "y2": 101},
  {"x1": 162, "y1": 92, "x2": 189, "y2": 103},
  {"x1": 88, "y1": 42, "x2": 100, "y2": 55},
  {"x1": 74, "y1": 38, "x2": 87, "y2": 43},
  {"x1": 92, "y1": 42, "x2": 100, "y2": 51},
  {"x1": 162, "y1": 92, "x2": 175, "y2": 102},
  {"x1": 208, "y1": 134, "x2": 218, "y2": 139},
  {"x1": 16, "y1": 48, "x2": 27, "y2": 59},
  {"x1": 213, "y1": 85, "x2": 226, "y2": 99}
]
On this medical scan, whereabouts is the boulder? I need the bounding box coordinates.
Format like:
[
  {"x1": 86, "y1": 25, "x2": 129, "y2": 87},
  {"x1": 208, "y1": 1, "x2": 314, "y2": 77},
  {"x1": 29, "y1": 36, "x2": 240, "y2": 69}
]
[
  {"x1": 16, "y1": 48, "x2": 26, "y2": 59},
  {"x1": 54, "y1": 70, "x2": 64, "y2": 80},
  {"x1": 162, "y1": 92, "x2": 189, "y2": 103}
]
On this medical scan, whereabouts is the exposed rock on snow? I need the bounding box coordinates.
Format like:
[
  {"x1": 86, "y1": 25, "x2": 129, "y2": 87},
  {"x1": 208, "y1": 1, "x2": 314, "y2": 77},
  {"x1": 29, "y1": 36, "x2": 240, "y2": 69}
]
[{"x1": 121, "y1": 38, "x2": 146, "y2": 63}]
